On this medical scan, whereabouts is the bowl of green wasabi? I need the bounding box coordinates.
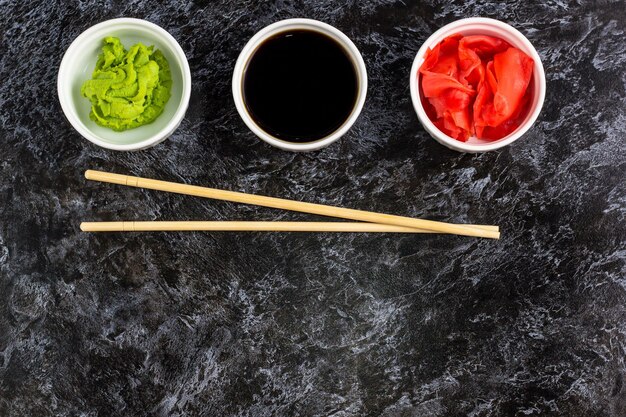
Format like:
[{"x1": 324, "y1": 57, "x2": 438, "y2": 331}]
[{"x1": 58, "y1": 18, "x2": 191, "y2": 151}]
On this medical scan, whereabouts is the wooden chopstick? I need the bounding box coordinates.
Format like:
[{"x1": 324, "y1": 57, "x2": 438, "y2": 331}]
[
  {"x1": 84, "y1": 170, "x2": 500, "y2": 239},
  {"x1": 81, "y1": 221, "x2": 445, "y2": 233}
]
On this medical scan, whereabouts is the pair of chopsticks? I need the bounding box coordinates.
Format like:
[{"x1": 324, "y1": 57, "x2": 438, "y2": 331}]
[{"x1": 80, "y1": 170, "x2": 500, "y2": 239}]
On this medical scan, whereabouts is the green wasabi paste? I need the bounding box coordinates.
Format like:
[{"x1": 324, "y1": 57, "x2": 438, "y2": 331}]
[{"x1": 81, "y1": 37, "x2": 172, "y2": 131}]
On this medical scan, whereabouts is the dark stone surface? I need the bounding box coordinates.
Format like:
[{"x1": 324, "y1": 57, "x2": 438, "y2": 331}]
[{"x1": 1, "y1": 1, "x2": 625, "y2": 416}]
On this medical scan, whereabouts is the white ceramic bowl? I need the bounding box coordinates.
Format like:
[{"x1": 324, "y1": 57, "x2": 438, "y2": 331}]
[
  {"x1": 232, "y1": 18, "x2": 368, "y2": 152},
  {"x1": 58, "y1": 18, "x2": 191, "y2": 151},
  {"x1": 409, "y1": 17, "x2": 546, "y2": 153}
]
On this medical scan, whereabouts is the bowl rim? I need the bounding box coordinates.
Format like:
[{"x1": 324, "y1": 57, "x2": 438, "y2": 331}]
[
  {"x1": 231, "y1": 18, "x2": 368, "y2": 152},
  {"x1": 57, "y1": 17, "x2": 192, "y2": 151},
  {"x1": 409, "y1": 17, "x2": 546, "y2": 153}
]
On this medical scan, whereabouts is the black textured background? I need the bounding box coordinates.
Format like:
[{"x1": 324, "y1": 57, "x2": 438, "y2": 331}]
[{"x1": 1, "y1": 1, "x2": 625, "y2": 416}]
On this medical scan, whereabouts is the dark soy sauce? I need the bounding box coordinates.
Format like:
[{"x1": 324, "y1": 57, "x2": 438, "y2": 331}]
[{"x1": 243, "y1": 29, "x2": 358, "y2": 142}]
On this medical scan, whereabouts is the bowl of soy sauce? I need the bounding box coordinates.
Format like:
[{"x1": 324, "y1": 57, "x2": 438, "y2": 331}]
[{"x1": 232, "y1": 19, "x2": 368, "y2": 152}]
